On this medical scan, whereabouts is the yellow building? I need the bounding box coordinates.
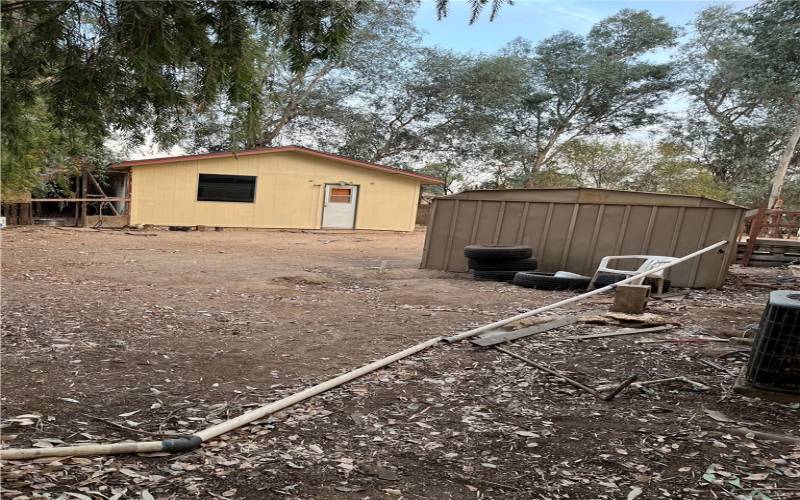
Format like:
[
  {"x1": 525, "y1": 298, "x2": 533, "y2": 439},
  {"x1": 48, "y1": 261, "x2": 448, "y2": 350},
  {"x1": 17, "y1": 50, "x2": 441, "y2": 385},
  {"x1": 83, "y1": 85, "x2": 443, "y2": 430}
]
[{"x1": 113, "y1": 146, "x2": 442, "y2": 231}]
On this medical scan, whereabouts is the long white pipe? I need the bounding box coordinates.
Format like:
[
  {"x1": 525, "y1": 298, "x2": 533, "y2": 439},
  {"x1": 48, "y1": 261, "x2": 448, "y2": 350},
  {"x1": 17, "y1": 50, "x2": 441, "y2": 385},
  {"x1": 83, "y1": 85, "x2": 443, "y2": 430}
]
[
  {"x1": 0, "y1": 239, "x2": 728, "y2": 461},
  {"x1": 443, "y1": 240, "x2": 728, "y2": 342},
  {"x1": 0, "y1": 337, "x2": 442, "y2": 461}
]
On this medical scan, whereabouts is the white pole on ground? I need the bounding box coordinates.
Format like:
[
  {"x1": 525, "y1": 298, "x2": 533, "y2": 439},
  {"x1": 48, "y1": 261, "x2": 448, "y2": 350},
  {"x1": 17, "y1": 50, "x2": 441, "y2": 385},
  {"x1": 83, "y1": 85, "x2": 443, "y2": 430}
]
[{"x1": 0, "y1": 337, "x2": 442, "y2": 461}]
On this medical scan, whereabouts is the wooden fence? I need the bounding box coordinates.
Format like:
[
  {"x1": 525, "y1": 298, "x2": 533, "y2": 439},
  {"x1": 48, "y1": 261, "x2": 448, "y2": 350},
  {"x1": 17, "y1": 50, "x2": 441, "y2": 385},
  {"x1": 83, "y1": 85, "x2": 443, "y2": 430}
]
[{"x1": 738, "y1": 208, "x2": 800, "y2": 266}]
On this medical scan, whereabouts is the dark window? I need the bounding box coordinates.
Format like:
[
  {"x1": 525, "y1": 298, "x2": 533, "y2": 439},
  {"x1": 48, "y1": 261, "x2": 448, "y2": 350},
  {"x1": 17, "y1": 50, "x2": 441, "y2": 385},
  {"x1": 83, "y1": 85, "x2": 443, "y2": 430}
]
[{"x1": 197, "y1": 174, "x2": 256, "y2": 202}]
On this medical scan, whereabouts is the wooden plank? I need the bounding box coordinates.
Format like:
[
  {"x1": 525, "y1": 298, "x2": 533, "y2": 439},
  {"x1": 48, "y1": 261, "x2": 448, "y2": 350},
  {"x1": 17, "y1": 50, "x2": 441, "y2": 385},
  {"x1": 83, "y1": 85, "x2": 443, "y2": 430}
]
[
  {"x1": 742, "y1": 208, "x2": 766, "y2": 266},
  {"x1": 556, "y1": 325, "x2": 673, "y2": 341},
  {"x1": 471, "y1": 316, "x2": 578, "y2": 347},
  {"x1": 80, "y1": 172, "x2": 89, "y2": 227}
]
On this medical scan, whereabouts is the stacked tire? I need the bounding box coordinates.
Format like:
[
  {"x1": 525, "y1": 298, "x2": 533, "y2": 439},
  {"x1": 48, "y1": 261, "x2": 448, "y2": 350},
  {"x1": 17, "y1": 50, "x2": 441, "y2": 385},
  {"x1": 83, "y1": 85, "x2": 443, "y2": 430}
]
[{"x1": 465, "y1": 245, "x2": 538, "y2": 282}]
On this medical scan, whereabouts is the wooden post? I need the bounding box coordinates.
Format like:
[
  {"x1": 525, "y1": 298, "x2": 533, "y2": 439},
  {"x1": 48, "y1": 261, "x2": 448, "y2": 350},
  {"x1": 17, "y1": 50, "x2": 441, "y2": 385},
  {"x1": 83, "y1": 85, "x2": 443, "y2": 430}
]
[
  {"x1": 80, "y1": 171, "x2": 89, "y2": 227},
  {"x1": 21, "y1": 203, "x2": 32, "y2": 225},
  {"x1": 741, "y1": 208, "x2": 766, "y2": 267},
  {"x1": 74, "y1": 175, "x2": 80, "y2": 226}
]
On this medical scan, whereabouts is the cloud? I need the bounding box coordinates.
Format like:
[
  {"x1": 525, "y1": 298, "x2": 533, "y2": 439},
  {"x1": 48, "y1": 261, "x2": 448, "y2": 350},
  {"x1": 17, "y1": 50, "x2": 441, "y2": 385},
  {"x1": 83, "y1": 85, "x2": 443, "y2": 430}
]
[{"x1": 542, "y1": 4, "x2": 600, "y2": 25}]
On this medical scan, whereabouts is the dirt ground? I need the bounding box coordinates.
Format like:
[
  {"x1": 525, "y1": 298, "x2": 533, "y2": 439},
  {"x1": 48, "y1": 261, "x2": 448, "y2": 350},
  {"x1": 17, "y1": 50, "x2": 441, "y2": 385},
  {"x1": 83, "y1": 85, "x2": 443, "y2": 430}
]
[{"x1": 1, "y1": 226, "x2": 799, "y2": 499}]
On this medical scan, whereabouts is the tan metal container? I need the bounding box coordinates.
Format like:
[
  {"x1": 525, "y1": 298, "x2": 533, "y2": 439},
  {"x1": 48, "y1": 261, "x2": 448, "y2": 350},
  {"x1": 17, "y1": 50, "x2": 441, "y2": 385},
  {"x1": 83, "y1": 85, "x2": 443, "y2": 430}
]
[{"x1": 420, "y1": 188, "x2": 746, "y2": 288}]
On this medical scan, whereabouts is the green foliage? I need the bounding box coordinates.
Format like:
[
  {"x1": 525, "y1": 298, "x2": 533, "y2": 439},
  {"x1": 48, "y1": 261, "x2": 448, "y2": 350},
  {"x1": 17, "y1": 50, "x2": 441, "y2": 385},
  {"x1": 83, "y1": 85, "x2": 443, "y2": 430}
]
[
  {"x1": 435, "y1": 0, "x2": 509, "y2": 24},
  {"x1": 416, "y1": 162, "x2": 464, "y2": 195},
  {"x1": 1, "y1": 0, "x2": 368, "y2": 194},
  {"x1": 480, "y1": 9, "x2": 679, "y2": 183},
  {"x1": 2, "y1": 1, "x2": 367, "y2": 138},
  {"x1": 187, "y1": 1, "x2": 418, "y2": 153},
  {"x1": 557, "y1": 140, "x2": 639, "y2": 189},
  {"x1": 678, "y1": 2, "x2": 800, "y2": 206},
  {"x1": 1, "y1": 99, "x2": 113, "y2": 198},
  {"x1": 534, "y1": 139, "x2": 731, "y2": 200},
  {"x1": 632, "y1": 144, "x2": 732, "y2": 201}
]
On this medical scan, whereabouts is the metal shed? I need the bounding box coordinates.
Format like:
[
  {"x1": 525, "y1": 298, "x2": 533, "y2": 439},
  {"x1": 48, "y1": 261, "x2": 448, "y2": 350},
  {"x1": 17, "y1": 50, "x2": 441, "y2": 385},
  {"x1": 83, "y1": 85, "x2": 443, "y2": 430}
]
[{"x1": 420, "y1": 188, "x2": 746, "y2": 288}]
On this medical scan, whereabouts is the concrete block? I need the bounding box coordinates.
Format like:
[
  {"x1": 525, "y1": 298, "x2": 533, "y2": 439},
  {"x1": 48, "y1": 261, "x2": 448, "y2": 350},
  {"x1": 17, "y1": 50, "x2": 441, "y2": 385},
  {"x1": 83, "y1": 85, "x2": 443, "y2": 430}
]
[{"x1": 611, "y1": 284, "x2": 650, "y2": 314}]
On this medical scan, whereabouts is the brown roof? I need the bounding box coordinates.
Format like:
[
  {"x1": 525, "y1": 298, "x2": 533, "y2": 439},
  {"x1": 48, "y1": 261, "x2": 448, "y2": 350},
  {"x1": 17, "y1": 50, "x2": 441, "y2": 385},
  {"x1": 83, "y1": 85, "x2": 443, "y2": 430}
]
[{"x1": 112, "y1": 145, "x2": 443, "y2": 184}]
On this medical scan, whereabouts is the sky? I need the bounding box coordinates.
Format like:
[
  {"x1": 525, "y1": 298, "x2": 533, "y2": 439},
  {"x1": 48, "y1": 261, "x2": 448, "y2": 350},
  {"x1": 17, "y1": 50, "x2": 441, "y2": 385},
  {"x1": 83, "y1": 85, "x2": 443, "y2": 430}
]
[{"x1": 414, "y1": 0, "x2": 756, "y2": 54}]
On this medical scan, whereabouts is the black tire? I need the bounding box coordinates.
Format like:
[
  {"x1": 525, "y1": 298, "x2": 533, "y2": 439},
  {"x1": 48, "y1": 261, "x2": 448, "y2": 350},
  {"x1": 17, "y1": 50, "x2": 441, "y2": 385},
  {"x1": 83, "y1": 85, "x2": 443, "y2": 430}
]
[
  {"x1": 471, "y1": 270, "x2": 519, "y2": 282},
  {"x1": 468, "y1": 257, "x2": 538, "y2": 271},
  {"x1": 464, "y1": 245, "x2": 533, "y2": 261},
  {"x1": 593, "y1": 274, "x2": 671, "y2": 293},
  {"x1": 512, "y1": 272, "x2": 591, "y2": 291}
]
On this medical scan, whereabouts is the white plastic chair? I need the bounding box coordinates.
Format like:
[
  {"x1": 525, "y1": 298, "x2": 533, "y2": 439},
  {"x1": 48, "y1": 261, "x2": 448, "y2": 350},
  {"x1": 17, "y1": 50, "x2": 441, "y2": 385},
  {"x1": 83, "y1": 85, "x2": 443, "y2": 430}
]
[{"x1": 589, "y1": 255, "x2": 679, "y2": 294}]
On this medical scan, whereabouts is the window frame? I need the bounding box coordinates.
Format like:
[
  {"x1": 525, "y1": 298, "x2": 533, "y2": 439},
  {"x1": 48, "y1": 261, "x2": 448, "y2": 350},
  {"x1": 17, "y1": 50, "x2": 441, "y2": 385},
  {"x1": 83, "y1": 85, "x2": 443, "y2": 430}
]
[{"x1": 196, "y1": 173, "x2": 257, "y2": 203}]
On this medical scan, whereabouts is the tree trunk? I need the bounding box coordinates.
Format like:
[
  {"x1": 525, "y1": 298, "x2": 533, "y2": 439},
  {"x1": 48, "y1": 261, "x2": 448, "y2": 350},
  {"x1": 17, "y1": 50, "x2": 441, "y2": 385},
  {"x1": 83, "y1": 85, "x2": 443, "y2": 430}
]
[
  {"x1": 767, "y1": 112, "x2": 800, "y2": 209},
  {"x1": 522, "y1": 153, "x2": 548, "y2": 187}
]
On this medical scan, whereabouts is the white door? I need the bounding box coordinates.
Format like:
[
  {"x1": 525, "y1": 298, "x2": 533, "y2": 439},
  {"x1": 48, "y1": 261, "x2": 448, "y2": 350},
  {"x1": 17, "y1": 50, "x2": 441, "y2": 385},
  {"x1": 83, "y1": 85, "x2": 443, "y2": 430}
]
[{"x1": 322, "y1": 184, "x2": 358, "y2": 228}]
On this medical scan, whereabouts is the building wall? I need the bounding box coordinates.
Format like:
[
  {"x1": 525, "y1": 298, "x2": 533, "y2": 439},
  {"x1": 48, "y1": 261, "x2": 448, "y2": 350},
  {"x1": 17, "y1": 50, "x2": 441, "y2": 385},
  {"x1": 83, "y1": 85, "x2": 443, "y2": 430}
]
[
  {"x1": 129, "y1": 151, "x2": 422, "y2": 231},
  {"x1": 421, "y1": 195, "x2": 745, "y2": 288}
]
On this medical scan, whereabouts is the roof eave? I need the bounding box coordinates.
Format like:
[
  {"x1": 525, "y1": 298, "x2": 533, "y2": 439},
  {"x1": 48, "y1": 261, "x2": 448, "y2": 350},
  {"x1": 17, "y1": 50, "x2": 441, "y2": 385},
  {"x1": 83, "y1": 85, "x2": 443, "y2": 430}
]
[{"x1": 111, "y1": 146, "x2": 444, "y2": 185}]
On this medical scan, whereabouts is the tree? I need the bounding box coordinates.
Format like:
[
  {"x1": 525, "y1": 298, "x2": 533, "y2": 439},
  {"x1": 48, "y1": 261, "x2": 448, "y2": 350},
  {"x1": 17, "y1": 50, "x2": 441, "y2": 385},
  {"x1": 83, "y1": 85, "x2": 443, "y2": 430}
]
[
  {"x1": 1, "y1": 1, "x2": 366, "y2": 147},
  {"x1": 0, "y1": 99, "x2": 114, "y2": 198},
  {"x1": 679, "y1": 2, "x2": 800, "y2": 207},
  {"x1": 186, "y1": 1, "x2": 421, "y2": 152},
  {"x1": 320, "y1": 49, "x2": 523, "y2": 166},
  {"x1": 747, "y1": 0, "x2": 800, "y2": 208},
  {"x1": 417, "y1": 162, "x2": 464, "y2": 195},
  {"x1": 486, "y1": 10, "x2": 678, "y2": 185},
  {"x1": 632, "y1": 143, "x2": 731, "y2": 200},
  {"x1": 556, "y1": 140, "x2": 639, "y2": 189}
]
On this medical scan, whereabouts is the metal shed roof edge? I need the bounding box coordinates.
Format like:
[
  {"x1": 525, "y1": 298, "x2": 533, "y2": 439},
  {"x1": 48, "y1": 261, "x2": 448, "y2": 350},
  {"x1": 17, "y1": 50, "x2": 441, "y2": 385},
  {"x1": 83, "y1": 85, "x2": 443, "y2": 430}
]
[
  {"x1": 111, "y1": 145, "x2": 444, "y2": 185},
  {"x1": 438, "y1": 187, "x2": 746, "y2": 209}
]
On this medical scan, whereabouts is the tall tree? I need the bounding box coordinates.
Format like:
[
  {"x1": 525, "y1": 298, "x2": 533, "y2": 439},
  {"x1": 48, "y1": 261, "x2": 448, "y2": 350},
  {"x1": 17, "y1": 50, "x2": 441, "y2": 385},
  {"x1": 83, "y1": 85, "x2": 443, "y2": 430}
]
[
  {"x1": 1, "y1": 1, "x2": 366, "y2": 147},
  {"x1": 487, "y1": 10, "x2": 678, "y2": 185},
  {"x1": 186, "y1": 1, "x2": 420, "y2": 152},
  {"x1": 679, "y1": 2, "x2": 800, "y2": 207},
  {"x1": 747, "y1": 0, "x2": 800, "y2": 208}
]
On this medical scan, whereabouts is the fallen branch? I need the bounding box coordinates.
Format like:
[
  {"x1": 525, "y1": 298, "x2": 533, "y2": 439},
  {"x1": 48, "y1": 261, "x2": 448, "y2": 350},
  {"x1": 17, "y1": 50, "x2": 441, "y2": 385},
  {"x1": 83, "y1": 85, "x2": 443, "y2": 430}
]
[
  {"x1": 700, "y1": 359, "x2": 736, "y2": 376},
  {"x1": 495, "y1": 346, "x2": 636, "y2": 401},
  {"x1": 558, "y1": 325, "x2": 672, "y2": 341},
  {"x1": 84, "y1": 414, "x2": 163, "y2": 437},
  {"x1": 632, "y1": 377, "x2": 710, "y2": 391},
  {"x1": 635, "y1": 337, "x2": 728, "y2": 345},
  {"x1": 727, "y1": 427, "x2": 800, "y2": 445}
]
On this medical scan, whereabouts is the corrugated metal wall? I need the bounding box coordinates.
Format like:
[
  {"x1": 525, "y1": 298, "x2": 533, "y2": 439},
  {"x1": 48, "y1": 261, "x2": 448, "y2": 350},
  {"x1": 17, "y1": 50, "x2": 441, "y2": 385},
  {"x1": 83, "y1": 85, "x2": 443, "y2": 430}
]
[{"x1": 420, "y1": 189, "x2": 745, "y2": 288}]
